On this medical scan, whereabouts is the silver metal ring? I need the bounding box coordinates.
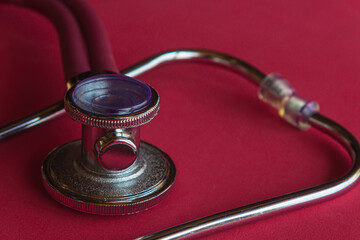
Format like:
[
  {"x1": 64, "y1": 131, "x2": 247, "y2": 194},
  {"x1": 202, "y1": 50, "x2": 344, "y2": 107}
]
[{"x1": 65, "y1": 86, "x2": 160, "y2": 129}]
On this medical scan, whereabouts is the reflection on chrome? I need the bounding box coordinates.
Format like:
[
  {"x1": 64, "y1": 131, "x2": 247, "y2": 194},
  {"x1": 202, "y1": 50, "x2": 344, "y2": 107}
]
[{"x1": 1, "y1": 49, "x2": 359, "y2": 239}]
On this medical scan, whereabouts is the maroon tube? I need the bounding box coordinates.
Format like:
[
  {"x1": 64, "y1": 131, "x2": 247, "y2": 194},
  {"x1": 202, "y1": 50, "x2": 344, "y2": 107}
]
[
  {"x1": 59, "y1": 0, "x2": 118, "y2": 72},
  {"x1": 1, "y1": 0, "x2": 90, "y2": 81}
]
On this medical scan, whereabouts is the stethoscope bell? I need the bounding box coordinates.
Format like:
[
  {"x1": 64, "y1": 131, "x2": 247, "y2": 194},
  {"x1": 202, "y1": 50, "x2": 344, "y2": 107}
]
[{"x1": 41, "y1": 74, "x2": 176, "y2": 215}]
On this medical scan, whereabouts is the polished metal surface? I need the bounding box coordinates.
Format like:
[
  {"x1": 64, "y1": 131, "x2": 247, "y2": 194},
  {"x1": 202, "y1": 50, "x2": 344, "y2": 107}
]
[
  {"x1": 1, "y1": 49, "x2": 359, "y2": 238},
  {"x1": 122, "y1": 49, "x2": 266, "y2": 85},
  {"x1": 95, "y1": 127, "x2": 140, "y2": 171},
  {"x1": 0, "y1": 49, "x2": 264, "y2": 139},
  {"x1": 82, "y1": 125, "x2": 140, "y2": 171},
  {"x1": 136, "y1": 113, "x2": 360, "y2": 239},
  {"x1": 42, "y1": 140, "x2": 176, "y2": 215},
  {"x1": 0, "y1": 101, "x2": 65, "y2": 140},
  {"x1": 49, "y1": 73, "x2": 169, "y2": 214}
]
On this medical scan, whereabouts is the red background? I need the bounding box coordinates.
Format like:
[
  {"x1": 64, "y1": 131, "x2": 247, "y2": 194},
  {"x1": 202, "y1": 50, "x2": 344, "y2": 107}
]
[{"x1": 1, "y1": 0, "x2": 360, "y2": 239}]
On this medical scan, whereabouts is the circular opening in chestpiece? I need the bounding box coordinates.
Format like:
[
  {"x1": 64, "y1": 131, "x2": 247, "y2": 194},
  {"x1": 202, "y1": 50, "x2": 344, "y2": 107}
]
[{"x1": 72, "y1": 74, "x2": 152, "y2": 116}]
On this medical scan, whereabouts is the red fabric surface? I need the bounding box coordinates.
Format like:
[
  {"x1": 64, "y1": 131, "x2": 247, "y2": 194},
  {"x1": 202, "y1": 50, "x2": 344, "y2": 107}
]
[{"x1": 1, "y1": 0, "x2": 360, "y2": 239}]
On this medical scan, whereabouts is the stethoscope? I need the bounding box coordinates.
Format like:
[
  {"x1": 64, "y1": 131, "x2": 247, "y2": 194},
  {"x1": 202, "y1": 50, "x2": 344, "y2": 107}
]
[{"x1": 1, "y1": 0, "x2": 359, "y2": 239}]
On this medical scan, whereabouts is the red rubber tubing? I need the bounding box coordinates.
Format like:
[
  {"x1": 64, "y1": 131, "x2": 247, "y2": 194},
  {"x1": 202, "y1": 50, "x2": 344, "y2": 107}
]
[
  {"x1": 60, "y1": 0, "x2": 118, "y2": 72},
  {"x1": 0, "y1": 0, "x2": 91, "y2": 81}
]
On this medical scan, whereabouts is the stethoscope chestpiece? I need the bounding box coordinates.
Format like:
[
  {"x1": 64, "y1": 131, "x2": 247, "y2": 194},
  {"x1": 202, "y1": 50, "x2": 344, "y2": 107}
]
[{"x1": 41, "y1": 74, "x2": 176, "y2": 215}]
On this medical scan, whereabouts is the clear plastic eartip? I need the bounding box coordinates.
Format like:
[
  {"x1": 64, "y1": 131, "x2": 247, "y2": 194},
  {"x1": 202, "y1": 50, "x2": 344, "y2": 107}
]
[{"x1": 258, "y1": 73, "x2": 319, "y2": 130}]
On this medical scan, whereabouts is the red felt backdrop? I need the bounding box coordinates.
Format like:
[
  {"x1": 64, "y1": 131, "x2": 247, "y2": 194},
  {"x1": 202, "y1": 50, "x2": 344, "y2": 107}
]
[{"x1": 0, "y1": 0, "x2": 360, "y2": 239}]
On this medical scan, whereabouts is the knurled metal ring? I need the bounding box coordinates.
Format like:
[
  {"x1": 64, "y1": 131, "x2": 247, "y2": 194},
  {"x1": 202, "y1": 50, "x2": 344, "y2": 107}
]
[{"x1": 64, "y1": 86, "x2": 160, "y2": 129}]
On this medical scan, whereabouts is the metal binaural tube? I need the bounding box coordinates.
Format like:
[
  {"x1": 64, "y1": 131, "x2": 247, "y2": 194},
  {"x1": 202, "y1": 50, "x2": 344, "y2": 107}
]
[
  {"x1": 122, "y1": 49, "x2": 266, "y2": 85},
  {"x1": 2, "y1": 0, "x2": 358, "y2": 238},
  {"x1": 136, "y1": 113, "x2": 360, "y2": 239},
  {"x1": 0, "y1": 49, "x2": 265, "y2": 140},
  {"x1": 0, "y1": 101, "x2": 65, "y2": 140},
  {"x1": 0, "y1": 48, "x2": 358, "y2": 239}
]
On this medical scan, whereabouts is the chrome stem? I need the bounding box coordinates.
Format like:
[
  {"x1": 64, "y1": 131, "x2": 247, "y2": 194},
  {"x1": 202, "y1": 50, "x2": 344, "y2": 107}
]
[{"x1": 1, "y1": 49, "x2": 359, "y2": 239}]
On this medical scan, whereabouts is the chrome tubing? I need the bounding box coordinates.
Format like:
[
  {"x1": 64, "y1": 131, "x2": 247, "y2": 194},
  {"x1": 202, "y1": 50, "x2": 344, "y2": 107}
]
[
  {"x1": 121, "y1": 49, "x2": 265, "y2": 85},
  {"x1": 137, "y1": 113, "x2": 360, "y2": 239},
  {"x1": 0, "y1": 101, "x2": 65, "y2": 140},
  {"x1": 0, "y1": 49, "x2": 359, "y2": 239},
  {"x1": 0, "y1": 49, "x2": 264, "y2": 140}
]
